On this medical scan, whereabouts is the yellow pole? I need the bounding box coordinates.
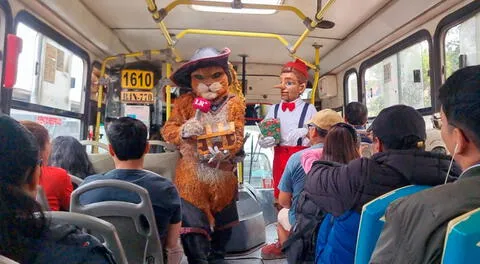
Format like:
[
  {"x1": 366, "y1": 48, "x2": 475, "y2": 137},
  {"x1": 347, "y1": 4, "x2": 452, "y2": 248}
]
[
  {"x1": 311, "y1": 46, "x2": 321, "y2": 105},
  {"x1": 176, "y1": 28, "x2": 290, "y2": 47},
  {"x1": 166, "y1": 63, "x2": 172, "y2": 120},
  {"x1": 290, "y1": 0, "x2": 337, "y2": 53}
]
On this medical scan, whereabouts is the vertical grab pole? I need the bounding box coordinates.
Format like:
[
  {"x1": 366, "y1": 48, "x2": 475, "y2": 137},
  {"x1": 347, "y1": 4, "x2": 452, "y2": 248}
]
[
  {"x1": 311, "y1": 44, "x2": 321, "y2": 105},
  {"x1": 166, "y1": 63, "x2": 172, "y2": 120}
]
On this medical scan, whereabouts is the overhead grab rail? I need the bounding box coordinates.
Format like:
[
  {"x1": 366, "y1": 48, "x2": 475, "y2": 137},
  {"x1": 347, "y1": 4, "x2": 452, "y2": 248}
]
[
  {"x1": 151, "y1": 0, "x2": 309, "y2": 24},
  {"x1": 145, "y1": 0, "x2": 336, "y2": 55},
  {"x1": 175, "y1": 29, "x2": 290, "y2": 47}
]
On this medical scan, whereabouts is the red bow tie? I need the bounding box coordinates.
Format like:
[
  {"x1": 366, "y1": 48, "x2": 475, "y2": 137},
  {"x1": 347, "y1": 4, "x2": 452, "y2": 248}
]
[{"x1": 281, "y1": 102, "x2": 296, "y2": 112}]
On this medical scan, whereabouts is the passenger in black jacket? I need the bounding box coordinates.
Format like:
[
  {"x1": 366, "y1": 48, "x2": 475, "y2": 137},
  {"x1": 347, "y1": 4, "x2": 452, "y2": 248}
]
[{"x1": 285, "y1": 105, "x2": 461, "y2": 264}]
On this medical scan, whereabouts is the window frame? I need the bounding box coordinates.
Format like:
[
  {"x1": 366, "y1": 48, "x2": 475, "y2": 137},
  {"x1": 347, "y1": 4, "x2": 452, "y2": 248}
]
[
  {"x1": 343, "y1": 68, "x2": 360, "y2": 106},
  {"x1": 12, "y1": 11, "x2": 91, "y2": 138},
  {"x1": 0, "y1": 0, "x2": 14, "y2": 114},
  {"x1": 359, "y1": 29, "x2": 434, "y2": 117},
  {"x1": 432, "y1": 1, "x2": 480, "y2": 112}
]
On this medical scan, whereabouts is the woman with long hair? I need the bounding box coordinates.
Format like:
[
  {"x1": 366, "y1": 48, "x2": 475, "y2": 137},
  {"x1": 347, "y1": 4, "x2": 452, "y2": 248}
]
[
  {"x1": 49, "y1": 136, "x2": 96, "y2": 179},
  {"x1": 302, "y1": 122, "x2": 360, "y2": 173},
  {"x1": 0, "y1": 114, "x2": 115, "y2": 263},
  {"x1": 20, "y1": 121, "x2": 73, "y2": 211},
  {"x1": 322, "y1": 122, "x2": 360, "y2": 164}
]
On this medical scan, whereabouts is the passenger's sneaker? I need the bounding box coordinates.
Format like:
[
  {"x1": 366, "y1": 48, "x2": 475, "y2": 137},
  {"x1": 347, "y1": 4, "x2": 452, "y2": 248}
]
[{"x1": 261, "y1": 241, "x2": 285, "y2": 260}]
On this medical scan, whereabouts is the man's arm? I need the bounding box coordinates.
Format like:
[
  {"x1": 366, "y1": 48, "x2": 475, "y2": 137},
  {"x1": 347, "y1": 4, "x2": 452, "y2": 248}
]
[
  {"x1": 278, "y1": 191, "x2": 293, "y2": 208},
  {"x1": 305, "y1": 159, "x2": 364, "y2": 216}
]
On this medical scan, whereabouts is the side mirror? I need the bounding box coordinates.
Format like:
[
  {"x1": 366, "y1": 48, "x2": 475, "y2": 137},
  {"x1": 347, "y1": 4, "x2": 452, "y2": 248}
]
[{"x1": 3, "y1": 34, "x2": 22, "y2": 88}]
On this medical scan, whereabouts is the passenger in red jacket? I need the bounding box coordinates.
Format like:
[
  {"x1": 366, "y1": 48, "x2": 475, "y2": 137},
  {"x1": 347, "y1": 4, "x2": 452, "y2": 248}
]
[{"x1": 21, "y1": 121, "x2": 73, "y2": 211}]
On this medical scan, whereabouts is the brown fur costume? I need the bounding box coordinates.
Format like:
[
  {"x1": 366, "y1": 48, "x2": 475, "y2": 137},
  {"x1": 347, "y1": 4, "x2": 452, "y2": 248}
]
[{"x1": 162, "y1": 63, "x2": 245, "y2": 225}]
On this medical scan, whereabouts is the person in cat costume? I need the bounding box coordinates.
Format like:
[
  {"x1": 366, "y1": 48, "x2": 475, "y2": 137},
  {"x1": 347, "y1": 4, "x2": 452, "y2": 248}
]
[{"x1": 161, "y1": 47, "x2": 245, "y2": 264}]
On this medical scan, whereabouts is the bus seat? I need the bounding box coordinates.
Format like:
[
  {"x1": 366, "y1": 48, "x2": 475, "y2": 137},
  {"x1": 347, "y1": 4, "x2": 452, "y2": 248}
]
[
  {"x1": 0, "y1": 255, "x2": 19, "y2": 264},
  {"x1": 45, "y1": 211, "x2": 128, "y2": 264},
  {"x1": 355, "y1": 185, "x2": 430, "y2": 264},
  {"x1": 70, "y1": 179, "x2": 164, "y2": 264},
  {"x1": 226, "y1": 183, "x2": 266, "y2": 253},
  {"x1": 80, "y1": 140, "x2": 115, "y2": 174},
  {"x1": 69, "y1": 174, "x2": 84, "y2": 187},
  {"x1": 36, "y1": 185, "x2": 50, "y2": 211},
  {"x1": 442, "y1": 208, "x2": 480, "y2": 264},
  {"x1": 144, "y1": 141, "x2": 179, "y2": 181}
]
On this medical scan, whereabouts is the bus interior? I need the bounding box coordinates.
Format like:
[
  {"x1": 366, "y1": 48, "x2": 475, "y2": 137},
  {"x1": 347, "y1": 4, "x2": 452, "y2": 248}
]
[{"x1": 0, "y1": 0, "x2": 479, "y2": 263}]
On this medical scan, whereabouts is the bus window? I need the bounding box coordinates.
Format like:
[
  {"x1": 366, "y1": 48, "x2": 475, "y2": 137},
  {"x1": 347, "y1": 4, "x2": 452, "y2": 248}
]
[
  {"x1": 11, "y1": 21, "x2": 86, "y2": 138},
  {"x1": 364, "y1": 40, "x2": 431, "y2": 117},
  {"x1": 346, "y1": 71, "x2": 358, "y2": 103},
  {"x1": 444, "y1": 12, "x2": 480, "y2": 79},
  {"x1": 9, "y1": 109, "x2": 81, "y2": 139},
  {"x1": 14, "y1": 22, "x2": 85, "y2": 113}
]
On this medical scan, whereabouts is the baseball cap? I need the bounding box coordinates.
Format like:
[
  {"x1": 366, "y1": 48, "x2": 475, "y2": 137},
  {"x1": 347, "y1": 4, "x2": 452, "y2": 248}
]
[
  {"x1": 282, "y1": 59, "x2": 308, "y2": 79},
  {"x1": 368, "y1": 105, "x2": 426, "y2": 148},
  {"x1": 306, "y1": 109, "x2": 344, "y2": 131}
]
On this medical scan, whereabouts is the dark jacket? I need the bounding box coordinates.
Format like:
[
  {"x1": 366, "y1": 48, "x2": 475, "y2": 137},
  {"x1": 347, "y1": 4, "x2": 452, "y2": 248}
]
[
  {"x1": 30, "y1": 223, "x2": 116, "y2": 264},
  {"x1": 284, "y1": 150, "x2": 461, "y2": 263},
  {"x1": 370, "y1": 164, "x2": 480, "y2": 264}
]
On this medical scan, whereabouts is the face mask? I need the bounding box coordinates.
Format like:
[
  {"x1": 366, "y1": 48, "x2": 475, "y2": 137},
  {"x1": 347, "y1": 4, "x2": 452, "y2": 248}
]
[{"x1": 444, "y1": 143, "x2": 458, "y2": 184}]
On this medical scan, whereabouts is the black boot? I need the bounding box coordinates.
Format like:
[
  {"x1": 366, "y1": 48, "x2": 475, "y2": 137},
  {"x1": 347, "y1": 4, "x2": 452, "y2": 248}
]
[
  {"x1": 208, "y1": 228, "x2": 233, "y2": 264},
  {"x1": 181, "y1": 233, "x2": 210, "y2": 264}
]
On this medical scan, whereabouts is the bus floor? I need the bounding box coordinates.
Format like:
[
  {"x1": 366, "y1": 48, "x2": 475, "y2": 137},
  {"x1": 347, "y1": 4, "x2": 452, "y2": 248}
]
[{"x1": 180, "y1": 223, "x2": 288, "y2": 264}]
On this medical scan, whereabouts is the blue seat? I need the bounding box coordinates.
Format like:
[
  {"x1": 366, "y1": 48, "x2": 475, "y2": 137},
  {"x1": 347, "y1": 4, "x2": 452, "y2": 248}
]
[
  {"x1": 442, "y1": 208, "x2": 480, "y2": 264},
  {"x1": 355, "y1": 185, "x2": 430, "y2": 264}
]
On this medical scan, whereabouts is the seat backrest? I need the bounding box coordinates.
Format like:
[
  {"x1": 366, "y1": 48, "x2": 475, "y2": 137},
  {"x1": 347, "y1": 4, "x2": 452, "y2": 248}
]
[
  {"x1": 69, "y1": 174, "x2": 84, "y2": 187},
  {"x1": 442, "y1": 208, "x2": 480, "y2": 264},
  {"x1": 0, "y1": 255, "x2": 19, "y2": 264},
  {"x1": 36, "y1": 185, "x2": 50, "y2": 211},
  {"x1": 355, "y1": 185, "x2": 431, "y2": 264},
  {"x1": 70, "y1": 179, "x2": 164, "y2": 264},
  {"x1": 45, "y1": 211, "x2": 128, "y2": 264},
  {"x1": 143, "y1": 140, "x2": 179, "y2": 181},
  {"x1": 80, "y1": 140, "x2": 115, "y2": 174}
]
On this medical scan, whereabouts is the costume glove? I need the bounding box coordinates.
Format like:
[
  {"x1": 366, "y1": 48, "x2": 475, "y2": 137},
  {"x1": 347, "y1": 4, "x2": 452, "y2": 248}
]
[
  {"x1": 285, "y1": 127, "x2": 308, "y2": 146},
  {"x1": 181, "y1": 118, "x2": 204, "y2": 138},
  {"x1": 258, "y1": 136, "x2": 276, "y2": 148}
]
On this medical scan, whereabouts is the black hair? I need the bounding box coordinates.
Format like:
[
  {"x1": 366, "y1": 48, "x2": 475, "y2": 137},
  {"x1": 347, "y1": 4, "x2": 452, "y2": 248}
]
[
  {"x1": 0, "y1": 114, "x2": 47, "y2": 262},
  {"x1": 323, "y1": 123, "x2": 360, "y2": 164},
  {"x1": 439, "y1": 65, "x2": 480, "y2": 148},
  {"x1": 106, "y1": 117, "x2": 148, "y2": 161},
  {"x1": 377, "y1": 135, "x2": 426, "y2": 151},
  {"x1": 345, "y1": 102, "x2": 368, "y2": 126},
  {"x1": 49, "y1": 136, "x2": 96, "y2": 179}
]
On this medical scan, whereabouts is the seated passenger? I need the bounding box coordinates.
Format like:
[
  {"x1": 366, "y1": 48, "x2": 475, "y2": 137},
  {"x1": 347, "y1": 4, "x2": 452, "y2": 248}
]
[
  {"x1": 261, "y1": 109, "x2": 343, "y2": 260},
  {"x1": 345, "y1": 102, "x2": 371, "y2": 144},
  {"x1": 49, "y1": 136, "x2": 96, "y2": 179},
  {"x1": 0, "y1": 114, "x2": 115, "y2": 263},
  {"x1": 301, "y1": 122, "x2": 360, "y2": 174},
  {"x1": 79, "y1": 117, "x2": 183, "y2": 264},
  {"x1": 370, "y1": 66, "x2": 480, "y2": 264},
  {"x1": 285, "y1": 105, "x2": 461, "y2": 263},
  {"x1": 21, "y1": 121, "x2": 73, "y2": 211}
]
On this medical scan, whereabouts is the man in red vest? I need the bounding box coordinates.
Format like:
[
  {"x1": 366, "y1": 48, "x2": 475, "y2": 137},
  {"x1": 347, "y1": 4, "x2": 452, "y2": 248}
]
[{"x1": 259, "y1": 59, "x2": 316, "y2": 200}]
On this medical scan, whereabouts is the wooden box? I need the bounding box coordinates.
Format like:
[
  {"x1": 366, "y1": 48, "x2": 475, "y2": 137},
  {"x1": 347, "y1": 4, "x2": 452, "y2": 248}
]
[{"x1": 197, "y1": 122, "x2": 236, "y2": 156}]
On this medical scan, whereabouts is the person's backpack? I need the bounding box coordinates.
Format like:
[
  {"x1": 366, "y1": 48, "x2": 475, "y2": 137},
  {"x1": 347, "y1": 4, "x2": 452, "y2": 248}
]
[
  {"x1": 34, "y1": 223, "x2": 116, "y2": 264},
  {"x1": 282, "y1": 191, "x2": 326, "y2": 263}
]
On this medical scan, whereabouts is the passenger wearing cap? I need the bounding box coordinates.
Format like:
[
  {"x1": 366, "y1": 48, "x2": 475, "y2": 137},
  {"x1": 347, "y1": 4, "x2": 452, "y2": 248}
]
[
  {"x1": 161, "y1": 47, "x2": 245, "y2": 263},
  {"x1": 258, "y1": 59, "x2": 317, "y2": 200},
  {"x1": 371, "y1": 66, "x2": 480, "y2": 264},
  {"x1": 261, "y1": 109, "x2": 343, "y2": 260},
  {"x1": 286, "y1": 104, "x2": 461, "y2": 263}
]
